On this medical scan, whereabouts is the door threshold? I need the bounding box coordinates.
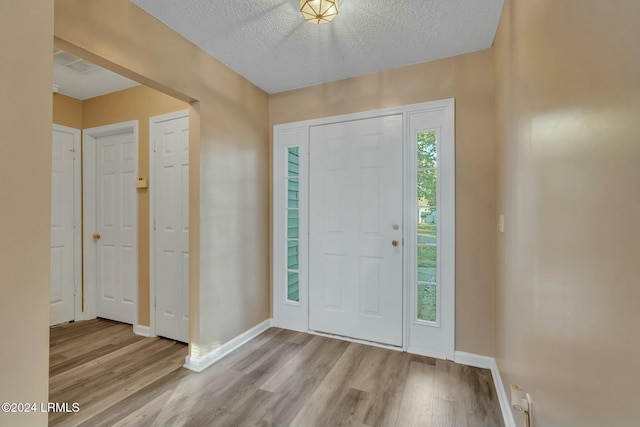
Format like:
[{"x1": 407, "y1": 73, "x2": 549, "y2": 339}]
[{"x1": 308, "y1": 329, "x2": 404, "y2": 352}]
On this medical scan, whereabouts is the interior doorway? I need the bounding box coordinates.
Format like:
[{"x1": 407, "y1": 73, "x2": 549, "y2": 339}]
[
  {"x1": 150, "y1": 110, "x2": 190, "y2": 343},
  {"x1": 51, "y1": 48, "x2": 190, "y2": 336},
  {"x1": 50, "y1": 124, "x2": 81, "y2": 326},
  {"x1": 83, "y1": 121, "x2": 139, "y2": 325}
]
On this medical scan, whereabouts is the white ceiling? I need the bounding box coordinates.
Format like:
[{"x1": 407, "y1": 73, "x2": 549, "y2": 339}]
[
  {"x1": 53, "y1": 50, "x2": 139, "y2": 100},
  {"x1": 130, "y1": 0, "x2": 504, "y2": 94}
]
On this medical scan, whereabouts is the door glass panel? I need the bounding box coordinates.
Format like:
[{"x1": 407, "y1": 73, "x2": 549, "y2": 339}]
[
  {"x1": 416, "y1": 131, "x2": 438, "y2": 322},
  {"x1": 417, "y1": 246, "x2": 437, "y2": 283},
  {"x1": 418, "y1": 131, "x2": 437, "y2": 169},
  {"x1": 288, "y1": 147, "x2": 300, "y2": 176},
  {"x1": 288, "y1": 178, "x2": 299, "y2": 208},
  {"x1": 417, "y1": 284, "x2": 437, "y2": 322},
  {"x1": 418, "y1": 207, "x2": 437, "y2": 244},
  {"x1": 287, "y1": 209, "x2": 299, "y2": 239},
  {"x1": 287, "y1": 240, "x2": 299, "y2": 270},
  {"x1": 418, "y1": 169, "x2": 437, "y2": 207},
  {"x1": 286, "y1": 146, "x2": 301, "y2": 302},
  {"x1": 287, "y1": 271, "x2": 300, "y2": 302}
]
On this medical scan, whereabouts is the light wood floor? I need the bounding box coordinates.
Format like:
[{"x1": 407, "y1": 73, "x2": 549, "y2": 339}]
[{"x1": 50, "y1": 319, "x2": 504, "y2": 427}]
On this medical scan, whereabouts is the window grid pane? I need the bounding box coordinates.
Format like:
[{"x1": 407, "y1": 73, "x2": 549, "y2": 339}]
[
  {"x1": 417, "y1": 284, "x2": 437, "y2": 322},
  {"x1": 288, "y1": 178, "x2": 299, "y2": 208},
  {"x1": 418, "y1": 131, "x2": 437, "y2": 169},
  {"x1": 418, "y1": 207, "x2": 437, "y2": 244},
  {"x1": 417, "y1": 245, "x2": 437, "y2": 283},
  {"x1": 417, "y1": 169, "x2": 437, "y2": 207},
  {"x1": 287, "y1": 147, "x2": 300, "y2": 177}
]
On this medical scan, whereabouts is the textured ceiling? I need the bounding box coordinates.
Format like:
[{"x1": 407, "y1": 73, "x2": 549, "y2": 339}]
[{"x1": 131, "y1": 0, "x2": 504, "y2": 94}]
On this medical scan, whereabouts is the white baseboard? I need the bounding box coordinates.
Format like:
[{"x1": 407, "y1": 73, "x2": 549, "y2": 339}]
[
  {"x1": 454, "y1": 350, "x2": 494, "y2": 369},
  {"x1": 183, "y1": 319, "x2": 272, "y2": 373},
  {"x1": 489, "y1": 357, "x2": 517, "y2": 427},
  {"x1": 133, "y1": 324, "x2": 152, "y2": 337},
  {"x1": 454, "y1": 351, "x2": 516, "y2": 427}
]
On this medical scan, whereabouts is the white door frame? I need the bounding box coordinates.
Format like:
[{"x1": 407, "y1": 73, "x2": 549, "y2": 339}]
[
  {"x1": 82, "y1": 120, "x2": 139, "y2": 326},
  {"x1": 52, "y1": 124, "x2": 83, "y2": 322},
  {"x1": 148, "y1": 109, "x2": 189, "y2": 338},
  {"x1": 272, "y1": 99, "x2": 456, "y2": 359}
]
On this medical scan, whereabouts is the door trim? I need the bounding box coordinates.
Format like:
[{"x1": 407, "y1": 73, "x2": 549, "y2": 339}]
[
  {"x1": 272, "y1": 99, "x2": 455, "y2": 360},
  {"x1": 149, "y1": 109, "x2": 189, "y2": 338},
  {"x1": 52, "y1": 124, "x2": 83, "y2": 322},
  {"x1": 82, "y1": 120, "x2": 139, "y2": 326}
]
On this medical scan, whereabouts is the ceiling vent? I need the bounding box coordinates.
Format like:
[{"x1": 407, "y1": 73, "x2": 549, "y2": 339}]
[{"x1": 53, "y1": 49, "x2": 101, "y2": 75}]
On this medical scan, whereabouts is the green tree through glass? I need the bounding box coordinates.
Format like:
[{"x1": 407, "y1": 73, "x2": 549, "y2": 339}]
[{"x1": 417, "y1": 132, "x2": 437, "y2": 206}]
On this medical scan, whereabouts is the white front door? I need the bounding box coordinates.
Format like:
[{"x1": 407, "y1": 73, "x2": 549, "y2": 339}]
[
  {"x1": 95, "y1": 129, "x2": 137, "y2": 324},
  {"x1": 152, "y1": 112, "x2": 189, "y2": 343},
  {"x1": 309, "y1": 115, "x2": 404, "y2": 346},
  {"x1": 50, "y1": 125, "x2": 80, "y2": 326}
]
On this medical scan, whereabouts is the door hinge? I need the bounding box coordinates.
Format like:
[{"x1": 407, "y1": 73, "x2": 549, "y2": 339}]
[{"x1": 154, "y1": 296, "x2": 157, "y2": 309}]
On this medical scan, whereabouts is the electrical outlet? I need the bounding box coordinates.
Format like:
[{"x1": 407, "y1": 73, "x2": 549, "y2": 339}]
[
  {"x1": 498, "y1": 214, "x2": 504, "y2": 233},
  {"x1": 511, "y1": 385, "x2": 533, "y2": 427}
]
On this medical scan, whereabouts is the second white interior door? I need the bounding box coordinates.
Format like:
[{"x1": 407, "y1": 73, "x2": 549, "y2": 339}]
[
  {"x1": 95, "y1": 129, "x2": 137, "y2": 324},
  {"x1": 50, "y1": 125, "x2": 79, "y2": 326},
  {"x1": 309, "y1": 115, "x2": 404, "y2": 346},
  {"x1": 152, "y1": 112, "x2": 189, "y2": 343}
]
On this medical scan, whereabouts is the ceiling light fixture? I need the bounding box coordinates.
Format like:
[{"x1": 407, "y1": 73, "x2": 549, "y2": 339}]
[{"x1": 300, "y1": 0, "x2": 339, "y2": 25}]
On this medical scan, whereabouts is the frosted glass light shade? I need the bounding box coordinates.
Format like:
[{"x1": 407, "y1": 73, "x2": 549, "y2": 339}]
[{"x1": 300, "y1": 0, "x2": 339, "y2": 24}]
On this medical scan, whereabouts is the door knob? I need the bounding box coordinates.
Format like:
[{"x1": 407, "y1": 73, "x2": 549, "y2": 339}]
[
  {"x1": 93, "y1": 233, "x2": 101, "y2": 239},
  {"x1": 391, "y1": 240, "x2": 399, "y2": 247}
]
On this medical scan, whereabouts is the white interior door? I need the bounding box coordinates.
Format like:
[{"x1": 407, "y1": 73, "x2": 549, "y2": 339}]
[
  {"x1": 309, "y1": 115, "x2": 404, "y2": 346},
  {"x1": 152, "y1": 112, "x2": 189, "y2": 342},
  {"x1": 95, "y1": 129, "x2": 137, "y2": 324},
  {"x1": 50, "y1": 125, "x2": 80, "y2": 326}
]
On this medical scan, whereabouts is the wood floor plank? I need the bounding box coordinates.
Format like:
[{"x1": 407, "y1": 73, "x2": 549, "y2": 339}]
[
  {"x1": 396, "y1": 360, "x2": 437, "y2": 426},
  {"x1": 287, "y1": 342, "x2": 366, "y2": 426},
  {"x1": 360, "y1": 350, "x2": 413, "y2": 427},
  {"x1": 50, "y1": 322, "x2": 504, "y2": 427}
]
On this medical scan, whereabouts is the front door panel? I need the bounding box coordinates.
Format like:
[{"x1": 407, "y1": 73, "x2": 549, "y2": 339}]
[{"x1": 309, "y1": 115, "x2": 403, "y2": 346}]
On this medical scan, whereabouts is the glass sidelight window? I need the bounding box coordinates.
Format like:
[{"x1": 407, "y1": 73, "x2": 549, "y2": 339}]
[
  {"x1": 286, "y1": 147, "x2": 300, "y2": 302},
  {"x1": 417, "y1": 131, "x2": 438, "y2": 322}
]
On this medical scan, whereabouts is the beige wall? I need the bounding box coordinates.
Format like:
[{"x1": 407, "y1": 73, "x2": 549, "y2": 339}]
[
  {"x1": 270, "y1": 50, "x2": 497, "y2": 356},
  {"x1": 55, "y1": 0, "x2": 270, "y2": 353},
  {"x1": 494, "y1": 0, "x2": 640, "y2": 425},
  {"x1": 53, "y1": 93, "x2": 83, "y2": 128},
  {"x1": 0, "y1": 1, "x2": 52, "y2": 426},
  {"x1": 83, "y1": 85, "x2": 187, "y2": 326}
]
